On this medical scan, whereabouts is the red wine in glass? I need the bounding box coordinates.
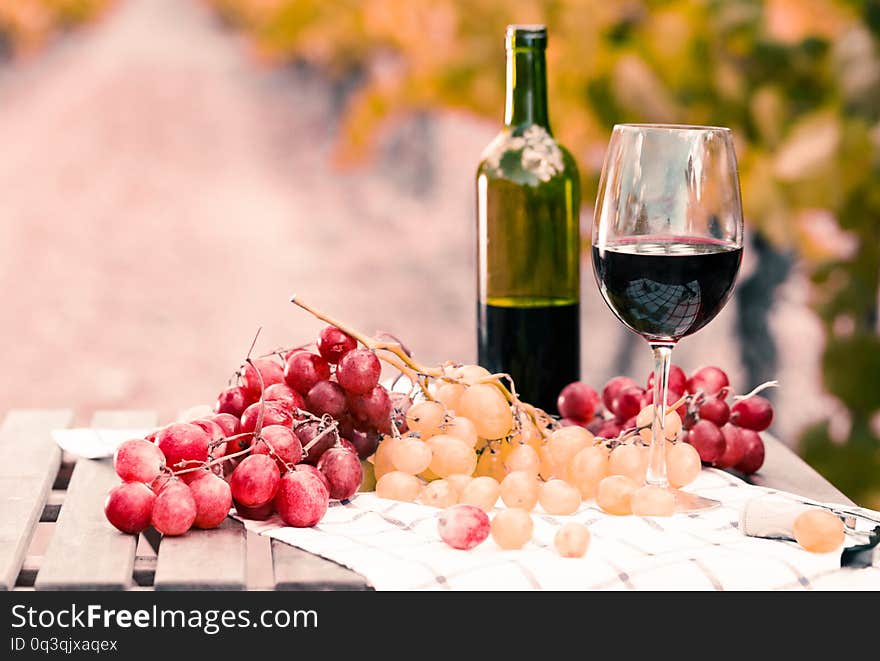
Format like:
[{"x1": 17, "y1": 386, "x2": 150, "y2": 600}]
[{"x1": 592, "y1": 238, "x2": 743, "y2": 342}]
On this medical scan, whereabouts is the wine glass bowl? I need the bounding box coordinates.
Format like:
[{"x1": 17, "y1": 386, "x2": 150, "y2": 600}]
[{"x1": 592, "y1": 124, "x2": 745, "y2": 512}]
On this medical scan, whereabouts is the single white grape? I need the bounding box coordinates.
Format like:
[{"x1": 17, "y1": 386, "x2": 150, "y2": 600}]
[
  {"x1": 596, "y1": 475, "x2": 638, "y2": 515},
  {"x1": 458, "y1": 475, "x2": 500, "y2": 512},
  {"x1": 666, "y1": 442, "x2": 702, "y2": 488},
  {"x1": 538, "y1": 479, "x2": 581, "y2": 515},
  {"x1": 376, "y1": 471, "x2": 421, "y2": 502},
  {"x1": 391, "y1": 437, "x2": 433, "y2": 475},
  {"x1": 420, "y1": 479, "x2": 458, "y2": 509},
  {"x1": 607, "y1": 443, "x2": 648, "y2": 483},
  {"x1": 427, "y1": 434, "x2": 477, "y2": 478},
  {"x1": 458, "y1": 364, "x2": 491, "y2": 385},
  {"x1": 406, "y1": 400, "x2": 447, "y2": 439},
  {"x1": 637, "y1": 405, "x2": 682, "y2": 442},
  {"x1": 793, "y1": 509, "x2": 845, "y2": 553},
  {"x1": 434, "y1": 383, "x2": 466, "y2": 412},
  {"x1": 499, "y1": 471, "x2": 539, "y2": 510},
  {"x1": 458, "y1": 384, "x2": 513, "y2": 440},
  {"x1": 444, "y1": 416, "x2": 479, "y2": 447},
  {"x1": 547, "y1": 426, "x2": 593, "y2": 466},
  {"x1": 491, "y1": 508, "x2": 533, "y2": 549},
  {"x1": 504, "y1": 443, "x2": 541, "y2": 475},
  {"x1": 554, "y1": 522, "x2": 591, "y2": 558},
  {"x1": 630, "y1": 485, "x2": 675, "y2": 516},
  {"x1": 372, "y1": 436, "x2": 402, "y2": 479},
  {"x1": 566, "y1": 445, "x2": 608, "y2": 499}
]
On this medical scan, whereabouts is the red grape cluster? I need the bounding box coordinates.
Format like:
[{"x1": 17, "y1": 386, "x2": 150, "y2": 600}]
[
  {"x1": 557, "y1": 365, "x2": 773, "y2": 475},
  {"x1": 103, "y1": 325, "x2": 395, "y2": 537}
]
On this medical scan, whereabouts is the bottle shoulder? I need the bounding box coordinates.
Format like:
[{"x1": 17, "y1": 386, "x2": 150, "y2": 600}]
[{"x1": 477, "y1": 125, "x2": 579, "y2": 187}]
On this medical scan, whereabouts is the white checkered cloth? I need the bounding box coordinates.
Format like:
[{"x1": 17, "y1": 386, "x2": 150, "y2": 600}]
[{"x1": 236, "y1": 469, "x2": 880, "y2": 591}]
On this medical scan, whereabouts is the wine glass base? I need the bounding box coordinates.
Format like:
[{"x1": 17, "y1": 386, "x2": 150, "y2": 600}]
[{"x1": 672, "y1": 489, "x2": 721, "y2": 513}]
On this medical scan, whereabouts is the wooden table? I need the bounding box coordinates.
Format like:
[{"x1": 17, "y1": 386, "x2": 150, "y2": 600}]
[{"x1": 0, "y1": 409, "x2": 854, "y2": 591}]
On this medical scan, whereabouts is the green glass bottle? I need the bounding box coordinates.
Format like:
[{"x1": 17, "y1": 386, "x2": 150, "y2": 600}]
[{"x1": 476, "y1": 24, "x2": 580, "y2": 414}]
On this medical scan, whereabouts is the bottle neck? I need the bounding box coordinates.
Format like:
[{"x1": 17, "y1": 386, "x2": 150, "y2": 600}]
[{"x1": 504, "y1": 47, "x2": 550, "y2": 131}]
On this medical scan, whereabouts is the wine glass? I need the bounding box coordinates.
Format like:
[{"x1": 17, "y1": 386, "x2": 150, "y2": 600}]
[{"x1": 592, "y1": 124, "x2": 744, "y2": 512}]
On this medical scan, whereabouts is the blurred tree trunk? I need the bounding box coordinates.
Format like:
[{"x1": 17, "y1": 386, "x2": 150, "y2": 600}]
[{"x1": 735, "y1": 234, "x2": 793, "y2": 398}]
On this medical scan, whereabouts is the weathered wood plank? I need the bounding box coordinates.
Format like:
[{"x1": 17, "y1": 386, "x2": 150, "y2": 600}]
[
  {"x1": 0, "y1": 410, "x2": 71, "y2": 590},
  {"x1": 35, "y1": 411, "x2": 156, "y2": 590},
  {"x1": 745, "y1": 434, "x2": 854, "y2": 506},
  {"x1": 154, "y1": 518, "x2": 247, "y2": 590},
  {"x1": 271, "y1": 540, "x2": 371, "y2": 591},
  {"x1": 40, "y1": 490, "x2": 66, "y2": 523}
]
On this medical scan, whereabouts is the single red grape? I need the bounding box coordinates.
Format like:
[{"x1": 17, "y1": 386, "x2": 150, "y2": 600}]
[
  {"x1": 685, "y1": 420, "x2": 725, "y2": 464},
  {"x1": 335, "y1": 348, "x2": 381, "y2": 395},
  {"x1": 586, "y1": 418, "x2": 605, "y2": 435},
  {"x1": 317, "y1": 326, "x2": 357, "y2": 364},
  {"x1": 104, "y1": 482, "x2": 156, "y2": 534},
  {"x1": 348, "y1": 385, "x2": 392, "y2": 433},
  {"x1": 613, "y1": 386, "x2": 645, "y2": 422},
  {"x1": 275, "y1": 470, "x2": 330, "y2": 528},
  {"x1": 156, "y1": 423, "x2": 210, "y2": 473},
  {"x1": 686, "y1": 366, "x2": 730, "y2": 395},
  {"x1": 317, "y1": 447, "x2": 363, "y2": 500},
  {"x1": 734, "y1": 429, "x2": 765, "y2": 474},
  {"x1": 438, "y1": 504, "x2": 490, "y2": 550},
  {"x1": 241, "y1": 358, "x2": 285, "y2": 398},
  {"x1": 295, "y1": 421, "x2": 338, "y2": 466},
  {"x1": 229, "y1": 454, "x2": 281, "y2": 507},
  {"x1": 338, "y1": 438, "x2": 358, "y2": 455},
  {"x1": 596, "y1": 420, "x2": 622, "y2": 439},
  {"x1": 214, "y1": 386, "x2": 253, "y2": 417},
  {"x1": 251, "y1": 424, "x2": 303, "y2": 467},
  {"x1": 557, "y1": 382, "x2": 600, "y2": 423},
  {"x1": 263, "y1": 383, "x2": 304, "y2": 409},
  {"x1": 294, "y1": 463, "x2": 330, "y2": 492},
  {"x1": 283, "y1": 351, "x2": 330, "y2": 394},
  {"x1": 150, "y1": 481, "x2": 197, "y2": 536},
  {"x1": 239, "y1": 401, "x2": 294, "y2": 434},
  {"x1": 191, "y1": 418, "x2": 225, "y2": 446},
  {"x1": 234, "y1": 498, "x2": 276, "y2": 520},
  {"x1": 189, "y1": 472, "x2": 233, "y2": 529},
  {"x1": 114, "y1": 439, "x2": 165, "y2": 483},
  {"x1": 306, "y1": 379, "x2": 348, "y2": 418},
  {"x1": 698, "y1": 397, "x2": 730, "y2": 427},
  {"x1": 347, "y1": 427, "x2": 380, "y2": 460},
  {"x1": 602, "y1": 376, "x2": 638, "y2": 414},
  {"x1": 210, "y1": 413, "x2": 240, "y2": 437},
  {"x1": 715, "y1": 423, "x2": 745, "y2": 469},
  {"x1": 646, "y1": 364, "x2": 688, "y2": 395},
  {"x1": 731, "y1": 396, "x2": 773, "y2": 431}
]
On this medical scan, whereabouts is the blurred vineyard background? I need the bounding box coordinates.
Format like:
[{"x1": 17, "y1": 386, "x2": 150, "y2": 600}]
[{"x1": 1, "y1": 0, "x2": 878, "y2": 505}]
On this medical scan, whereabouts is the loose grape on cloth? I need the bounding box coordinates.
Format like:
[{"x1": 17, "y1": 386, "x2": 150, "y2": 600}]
[{"x1": 236, "y1": 469, "x2": 880, "y2": 591}]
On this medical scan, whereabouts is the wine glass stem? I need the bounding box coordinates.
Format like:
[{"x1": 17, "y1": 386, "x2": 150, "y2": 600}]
[{"x1": 647, "y1": 343, "x2": 674, "y2": 487}]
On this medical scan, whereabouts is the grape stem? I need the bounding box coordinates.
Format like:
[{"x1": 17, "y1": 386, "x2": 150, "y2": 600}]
[
  {"x1": 290, "y1": 294, "x2": 554, "y2": 436},
  {"x1": 732, "y1": 380, "x2": 779, "y2": 401}
]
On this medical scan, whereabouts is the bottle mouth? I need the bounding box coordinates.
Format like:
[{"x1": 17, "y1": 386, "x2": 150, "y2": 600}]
[{"x1": 506, "y1": 24, "x2": 547, "y2": 50}]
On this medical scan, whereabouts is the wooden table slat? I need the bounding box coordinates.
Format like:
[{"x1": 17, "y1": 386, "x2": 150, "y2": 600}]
[
  {"x1": 0, "y1": 410, "x2": 72, "y2": 591},
  {"x1": 747, "y1": 435, "x2": 854, "y2": 506},
  {"x1": 35, "y1": 411, "x2": 156, "y2": 590},
  {"x1": 154, "y1": 518, "x2": 247, "y2": 590},
  {"x1": 272, "y1": 540, "x2": 370, "y2": 591}
]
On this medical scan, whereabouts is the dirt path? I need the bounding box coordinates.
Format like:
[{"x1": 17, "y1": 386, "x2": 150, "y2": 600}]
[{"x1": 0, "y1": 0, "x2": 828, "y2": 440}]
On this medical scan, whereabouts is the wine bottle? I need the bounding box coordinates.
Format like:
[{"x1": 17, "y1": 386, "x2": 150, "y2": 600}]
[{"x1": 476, "y1": 24, "x2": 581, "y2": 414}]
